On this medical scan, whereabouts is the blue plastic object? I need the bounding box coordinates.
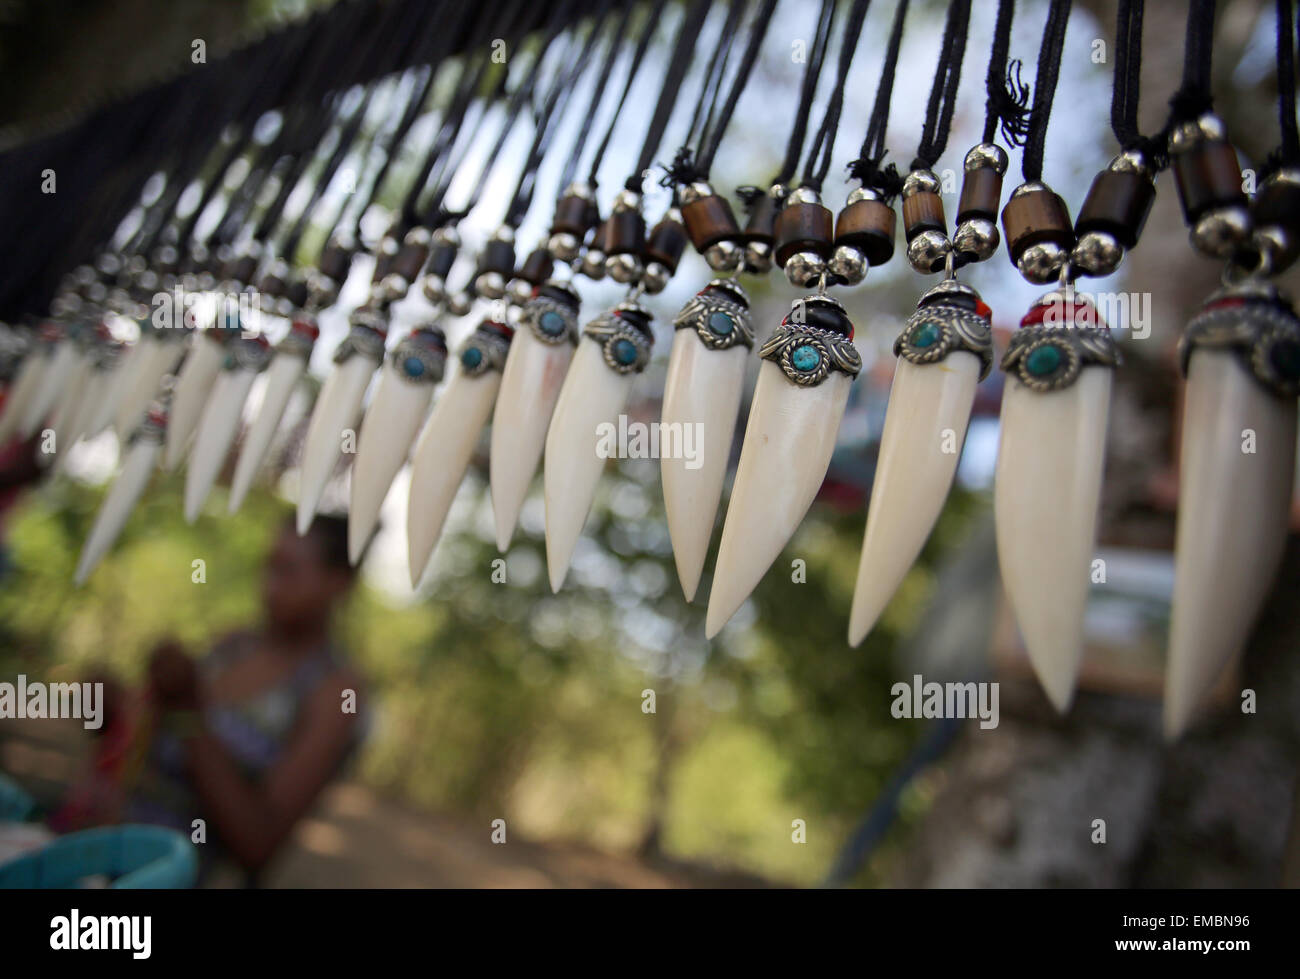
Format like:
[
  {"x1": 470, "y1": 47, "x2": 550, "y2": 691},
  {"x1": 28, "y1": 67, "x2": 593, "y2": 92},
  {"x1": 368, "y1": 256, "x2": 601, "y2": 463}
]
[
  {"x1": 0, "y1": 773, "x2": 36, "y2": 822},
  {"x1": 0, "y1": 825, "x2": 198, "y2": 889}
]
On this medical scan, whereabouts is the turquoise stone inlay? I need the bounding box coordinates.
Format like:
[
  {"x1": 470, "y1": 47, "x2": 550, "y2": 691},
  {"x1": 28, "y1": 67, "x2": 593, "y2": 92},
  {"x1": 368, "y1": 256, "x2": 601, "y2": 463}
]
[
  {"x1": 910, "y1": 321, "x2": 942, "y2": 349},
  {"x1": 791, "y1": 344, "x2": 821, "y2": 372},
  {"x1": 538, "y1": 310, "x2": 566, "y2": 336},
  {"x1": 460, "y1": 347, "x2": 483, "y2": 370},
  {"x1": 403, "y1": 355, "x2": 426, "y2": 377},
  {"x1": 707, "y1": 311, "x2": 734, "y2": 336},
  {"x1": 612, "y1": 338, "x2": 638, "y2": 366},
  {"x1": 1025, "y1": 344, "x2": 1063, "y2": 377}
]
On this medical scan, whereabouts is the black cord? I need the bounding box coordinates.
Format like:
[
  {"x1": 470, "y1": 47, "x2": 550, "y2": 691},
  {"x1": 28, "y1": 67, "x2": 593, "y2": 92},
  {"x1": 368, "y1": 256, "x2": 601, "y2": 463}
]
[
  {"x1": 847, "y1": 0, "x2": 909, "y2": 201},
  {"x1": 558, "y1": 0, "x2": 635, "y2": 191},
  {"x1": 1020, "y1": 0, "x2": 1071, "y2": 182},
  {"x1": 588, "y1": 0, "x2": 669, "y2": 187},
  {"x1": 1166, "y1": 0, "x2": 1217, "y2": 127},
  {"x1": 982, "y1": 0, "x2": 1030, "y2": 146},
  {"x1": 774, "y1": 0, "x2": 835, "y2": 187},
  {"x1": 1263, "y1": 0, "x2": 1299, "y2": 175},
  {"x1": 801, "y1": 0, "x2": 871, "y2": 191},
  {"x1": 911, "y1": 0, "x2": 972, "y2": 171},
  {"x1": 698, "y1": 0, "x2": 778, "y2": 176}
]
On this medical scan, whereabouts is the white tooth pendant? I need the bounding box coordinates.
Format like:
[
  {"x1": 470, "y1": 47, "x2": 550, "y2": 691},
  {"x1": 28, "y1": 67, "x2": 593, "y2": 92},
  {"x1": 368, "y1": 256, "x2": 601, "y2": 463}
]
[
  {"x1": 74, "y1": 396, "x2": 169, "y2": 585},
  {"x1": 489, "y1": 279, "x2": 581, "y2": 551},
  {"x1": 163, "y1": 304, "x2": 241, "y2": 470},
  {"x1": 849, "y1": 280, "x2": 994, "y2": 645},
  {"x1": 1165, "y1": 282, "x2": 1300, "y2": 738},
  {"x1": 348, "y1": 324, "x2": 450, "y2": 564},
  {"x1": 994, "y1": 291, "x2": 1119, "y2": 711},
  {"x1": 19, "y1": 325, "x2": 81, "y2": 439},
  {"x1": 113, "y1": 329, "x2": 186, "y2": 440},
  {"x1": 544, "y1": 299, "x2": 654, "y2": 591},
  {"x1": 296, "y1": 306, "x2": 387, "y2": 534},
  {"x1": 183, "y1": 334, "x2": 272, "y2": 522},
  {"x1": 707, "y1": 294, "x2": 862, "y2": 637},
  {"x1": 0, "y1": 326, "x2": 55, "y2": 445},
  {"x1": 408, "y1": 320, "x2": 512, "y2": 583},
  {"x1": 80, "y1": 337, "x2": 133, "y2": 443},
  {"x1": 227, "y1": 319, "x2": 319, "y2": 514},
  {"x1": 54, "y1": 337, "x2": 126, "y2": 470},
  {"x1": 662, "y1": 279, "x2": 754, "y2": 601}
]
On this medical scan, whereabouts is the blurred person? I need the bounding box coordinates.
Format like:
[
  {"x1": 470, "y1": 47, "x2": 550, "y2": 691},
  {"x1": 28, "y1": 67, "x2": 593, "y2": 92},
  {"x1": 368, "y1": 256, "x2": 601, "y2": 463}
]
[{"x1": 91, "y1": 514, "x2": 369, "y2": 885}]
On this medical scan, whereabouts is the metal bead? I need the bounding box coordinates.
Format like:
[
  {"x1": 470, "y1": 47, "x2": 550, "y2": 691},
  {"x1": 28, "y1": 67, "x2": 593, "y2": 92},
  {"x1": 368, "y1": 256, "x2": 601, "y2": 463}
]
[
  {"x1": 562, "y1": 181, "x2": 596, "y2": 201},
  {"x1": 580, "y1": 248, "x2": 607, "y2": 280},
  {"x1": 421, "y1": 273, "x2": 447, "y2": 306},
  {"x1": 85, "y1": 281, "x2": 108, "y2": 305},
  {"x1": 1191, "y1": 205, "x2": 1252, "y2": 259},
  {"x1": 1253, "y1": 226, "x2": 1294, "y2": 273},
  {"x1": 828, "y1": 244, "x2": 868, "y2": 286},
  {"x1": 432, "y1": 226, "x2": 461, "y2": 249},
  {"x1": 901, "y1": 169, "x2": 942, "y2": 198},
  {"x1": 952, "y1": 217, "x2": 1000, "y2": 263},
  {"x1": 704, "y1": 239, "x2": 743, "y2": 272},
  {"x1": 1108, "y1": 149, "x2": 1152, "y2": 179},
  {"x1": 447, "y1": 292, "x2": 473, "y2": 317},
  {"x1": 1015, "y1": 241, "x2": 1068, "y2": 284},
  {"x1": 641, "y1": 261, "x2": 670, "y2": 294},
  {"x1": 963, "y1": 143, "x2": 1009, "y2": 175},
  {"x1": 680, "y1": 181, "x2": 715, "y2": 205},
  {"x1": 1168, "y1": 113, "x2": 1227, "y2": 155},
  {"x1": 743, "y1": 240, "x2": 773, "y2": 275},
  {"x1": 136, "y1": 270, "x2": 159, "y2": 294},
  {"x1": 547, "y1": 232, "x2": 580, "y2": 263},
  {"x1": 475, "y1": 270, "x2": 507, "y2": 299},
  {"x1": 785, "y1": 186, "x2": 822, "y2": 207},
  {"x1": 605, "y1": 252, "x2": 643, "y2": 283},
  {"x1": 784, "y1": 250, "x2": 825, "y2": 288},
  {"x1": 379, "y1": 273, "x2": 409, "y2": 302},
  {"x1": 403, "y1": 226, "x2": 432, "y2": 247},
  {"x1": 612, "y1": 190, "x2": 641, "y2": 213},
  {"x1": 507, "y1": 277, "x2": 535, "y2": 306},
  {"x1": 306, "y1": 271, "x2": 337, "y2": 309},
  {"x1": 74, "y1": 265, "x2": 96, "y2": 288},
  {"x1": 846, "y1": 186, "x2": 882, "y2": 205},
  {"x1": 126, "y1": 255, "x2": 148, "y2": 277},
  {"x1": 489, "y1": 225, "x2": 516, "y2": 245},
  {"x1": 906, "y1": 229, "x2": 952, "y2": 274},
  {"x1": 1070, "y1": 230, "x2": 1123, "y2": 277}
]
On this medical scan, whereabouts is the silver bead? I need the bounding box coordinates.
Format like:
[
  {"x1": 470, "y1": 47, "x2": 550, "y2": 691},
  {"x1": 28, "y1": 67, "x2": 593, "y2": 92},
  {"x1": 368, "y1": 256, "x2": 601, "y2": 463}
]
[
  {"x1": 612, "y1": 190, "x2": 641, "y2": 213},
  {"x1": 154, "y1": 244, "x2": 179, "y2": 269},
  {"x1": 507, "y1": 278, "x2": 535, "y2": 306},
  {"x1": 744, "y1": 240, "x2": 773, "y2": 275},
  {"x1": 642, "y1": 261, "x2": 670, "y2": 294},
  {"x1": 403, "y1": 226, "x2": 432, "y2": 247},
  {"x1": 1168, "y1": 113, "x2": 1227, "y2": 155},
  {"x1": 1010, "y1": 180, "x2": 1052, "y2": 199},
  {"x1": 1070, "y1": 230, "x2": 1123, "y2": 277},
  {"x1": 475, "y1": 270, "x2": 507, "y2": 299},
  {"x1": 680, "y1": 181, "x2": 715, "y2": 205},
  {"x1": 489, "y1": 225, "x2": 516, "y2": 245},
  {"x1": 1253, "y1": 226, "x2": 1296, "y2": 274},
  {"x1": 1016, "y1": 241, "x2": 1068, "y2": 284},
  {"x1": 126, "y1": 254, "x2": 148, "y2": 277},
  {"x1": 432, "y1": 226, "x2": 461, "y2": 249},
  {"x1": 580, "y1": 248, "x2": 607, "y2": 280},
  {"x1": 704, "y1": 239, "x2": 743, "y2": 272},
  {"x1": 85, "y1": 281, "x2": 108, "y2": 305},
  {"x1": 1191, "y1": 205, "x2": 1252, "y2": 259},
  {"x1": 74, "y1": 265, "x2": 96, "y2": 288},
  {"x1": 963, "y1": 143, "x2": 1008, "y2": 175},
  {"x1": 95, "y1": 252, "x2": 122, "y2": 278},
  {"x1": 562, "y1": 181, "x2": 596, "y2": 201},
  {"x1": 828, "y1": 244, "x2": 868, "y2": 286},
  {"x1": 136, "y1": 270, "x2": 159, "y2": 294},
  {"x1": 846, "y1": 186, "x2": 882, "y2": 205},
  {"x1": 784, "y1": 250, "x2": 825, "y2": 288},
  {"x1": 901, "y1": 169, "x2": 942, "y2": 198},
  {"x1": 420, "y1": 273, "x2": 446, "y2": 305},
  {"x1": 952, "y1": 218, "x2": 1000, "y2": 263},
  {"x1": 907, "y1": 230, "x2": 952, "y2": 274},
  {"x1": 547, "y1": 232, "x2": 580, "y2": 263},
  {"x1": 605, "y1": 252, "x2": 643, "y2": 283},
  {"x1": 379, "y1": 273, "x2": 409, "y2": 302},
  {"x1": 305, "y1": 271, "x2": 337, "y2": 309},
  {"x1": 447, "y1": 292, "x2": 473, "y2": 317},
  {"x1": 785, "y1": 186, "x2": 821, "y2": 207},
  {"x1": 1108, "y1": 149, "x2": 1152, "y2": 178}
]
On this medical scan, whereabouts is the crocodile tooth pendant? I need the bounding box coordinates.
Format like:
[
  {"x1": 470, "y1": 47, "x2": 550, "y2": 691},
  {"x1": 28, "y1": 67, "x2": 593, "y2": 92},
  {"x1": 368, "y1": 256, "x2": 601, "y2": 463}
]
[
  {"x1": 544, "y1": 299, "x2": 654, "y2": 591},
  {"x1": 112, "y1": 327, "x2": 186, "y2": 439},
  {"x1": 45, "y1": 327, "x2": 100, "y2": 461},
  {"x1": 0, "y1": 325, "x2": 55, "y2": 445},
  {"x1": 489, "y1": 280, "x2": 580, "y2": 551},
  {"x1": 183, "y1": 334, "x2": 272, "y2": 521},
  {"x1": 164, "y1": 308, "x2": 239, "y2": 470},
  {"x1": 661, "y1": 278, "x2": 753, "y2": 601},
  {"x1": 707, "y1": 294, "x2": 861, "y2": 637},
  {"x1": 227, "y1": 319, "x2": 318, "y2": 514},
  {"x1": 347, "y1": 323, "x2": 449, "y2": 564},
  {"x1": 408, "y1": 320, "x2": 512, "y2": 583},
  {"x1": 77, "y1": 337, "x2": 131, "y2": 444},
  {"x1": 994, "y1": 291, "x2": 1119, "y2": 711},
  {"x1": 1165, "y1": 281, "x2": 1300, "y2": 738},
  {"x1": 75, "y1": 395, "x2": 169, "y2": 585},
  {"x1": 20, "y1": 326, "x2": 82, "y2": 439},
  {"x1": 849, "y1": 279, "x2": 993, "y2": 645},
  {"x1": 296, "y1": 306, "x2": 386, "y2": 534},
  {"x1": 54, "y1": 333, "x2": 124, "y2": 470}
]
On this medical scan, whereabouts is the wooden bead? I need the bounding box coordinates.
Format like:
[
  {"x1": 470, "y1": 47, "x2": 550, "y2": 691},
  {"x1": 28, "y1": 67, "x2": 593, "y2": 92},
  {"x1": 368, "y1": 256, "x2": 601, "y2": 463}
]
[
  {"x1": 286, "y1": 279, "x2": 309, "y2": 310},
  {"x1": 1001, "y1": 189, "x2": 1073, "y2": 262},
  {"x1": 258, "y1": 270, "x2": 287, "y2": 298},
  {"x1": 834, "y1": 198, "x2": 896, "y2": 267},
  {"x1": 957, "y1": 167, "x2": 1002, "y2": 223},
  {"x1": 603, "y1": 210, "x2": 645, "y2": 256},
  {"x1": 646, "y1": 216, "x2": 688, "y2": 272},
  {"x1": 1253, "y1": 173, "x2": 1300, "y2": 234},
  {"x1": 774, "y1": 202, "x2": 833, "y2": 266},
  {"x1": 1173, "y1": 141, "x2": 1245, "y2": 224},
  {"x1": 317, "y1": 242, "x2": 352, "y2": 283},
  {"x1": 902, "y1": 191, "x2": 946, "y2": 241},
  {"x1": 744, "y1": 193, "x2": 781, "y2": 243},
  {"x1": 229, "y1": 255, "x2": 258, "y2": 286},
  {"x1": 1075, "y1": 169, "x2": 1155, "y2": 249},
  {"x1": 681, "y1": 195, "x2": 741, "y2": 251},
  {"x1": 426, "y1": 241, "x2": 456, "y2": 279},
  {"x1": 518, "y1": 247, "x2": 553, "y2": 284},
  {"x1": 392, "y1": 240, "x2": 429, "y2": 283},
  {"x1": 479, "y1": 239, "x2": 515, "y2": 276},
  {"x1": 551, "y1": 194, "x2": 593, "y2": 236}
]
